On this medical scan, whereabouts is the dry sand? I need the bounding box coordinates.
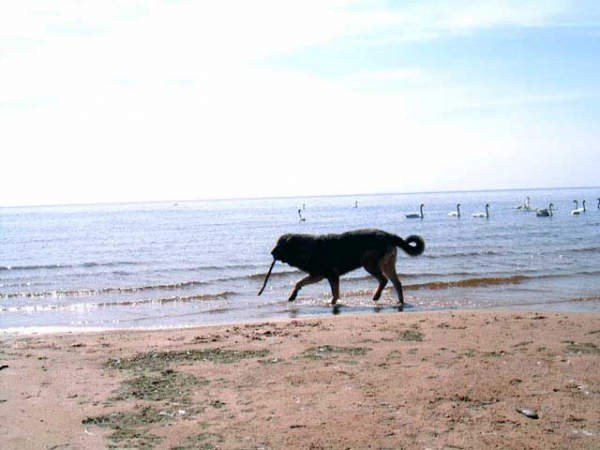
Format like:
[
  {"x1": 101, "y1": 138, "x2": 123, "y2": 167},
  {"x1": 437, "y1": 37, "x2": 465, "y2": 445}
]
[{"x1": 1, "y1": 311, "x2": 599, "y2": 449}]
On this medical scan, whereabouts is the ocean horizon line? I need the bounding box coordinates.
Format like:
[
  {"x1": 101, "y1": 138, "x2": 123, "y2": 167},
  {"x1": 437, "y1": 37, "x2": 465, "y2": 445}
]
[{"x1": 2, "y1": 184, "x2": 599, "y2": 210}]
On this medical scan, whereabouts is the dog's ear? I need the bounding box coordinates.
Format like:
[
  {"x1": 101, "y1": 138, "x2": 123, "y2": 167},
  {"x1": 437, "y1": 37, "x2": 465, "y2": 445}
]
[
  {"x1": 277, "y1": 234, "x2": 293, "y2": 246},
  {"x1": 289, "y1": 235, "x2": 315, "y2": 261}
]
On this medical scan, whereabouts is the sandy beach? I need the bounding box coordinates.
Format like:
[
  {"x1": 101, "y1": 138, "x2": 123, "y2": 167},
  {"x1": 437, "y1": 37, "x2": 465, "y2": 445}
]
[{"x1": 1, "y1": 311, "x2": 599, "y2": 449}]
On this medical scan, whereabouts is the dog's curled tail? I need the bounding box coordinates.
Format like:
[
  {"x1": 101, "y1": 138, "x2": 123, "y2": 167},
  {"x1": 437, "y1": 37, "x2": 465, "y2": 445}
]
[{"x1": 396, "y1": 235, "x2": 425, "y2": 256}]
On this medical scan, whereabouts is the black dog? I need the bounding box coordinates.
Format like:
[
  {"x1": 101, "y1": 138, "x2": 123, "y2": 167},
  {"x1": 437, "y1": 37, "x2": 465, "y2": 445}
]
[{"x1": 258, "y1": 229, "x2": 425, "y2": 305}]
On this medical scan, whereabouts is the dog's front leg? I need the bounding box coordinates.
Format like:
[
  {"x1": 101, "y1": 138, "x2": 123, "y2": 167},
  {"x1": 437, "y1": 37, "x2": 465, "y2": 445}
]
[{"x1": 288, "y1": 274, "x2": 324, "y2": 301}]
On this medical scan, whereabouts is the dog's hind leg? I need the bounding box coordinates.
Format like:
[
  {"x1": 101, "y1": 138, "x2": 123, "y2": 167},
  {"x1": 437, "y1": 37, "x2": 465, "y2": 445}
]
[
  {"x1": 363, "y1": 258, "x2": 388, "y2": 301},
  {"x1": 381, "y1": 249, "x2": 404, "y2": 304},
  {"x1": 326, "y1": 275, "x2": 340, "y2": 305},
  {"x1": 288, "y1": 274, "x2": 324, "y2": 301},
  {"x1": 369, "y1": 269, "x2": 388, "y2": 301}
]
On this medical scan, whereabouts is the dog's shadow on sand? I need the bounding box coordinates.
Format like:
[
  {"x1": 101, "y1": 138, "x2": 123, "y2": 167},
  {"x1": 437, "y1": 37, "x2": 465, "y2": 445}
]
[
  {"x1": 287, "y1": 302, "x2": 410, "y2": 318},
  {"x1": 336, "y1": 303, "x2": 409, "y2": 315}
]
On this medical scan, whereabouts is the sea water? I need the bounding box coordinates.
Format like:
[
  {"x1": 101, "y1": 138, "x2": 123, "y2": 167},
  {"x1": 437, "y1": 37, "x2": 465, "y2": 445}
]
[{"x1": 1, "y1": 187, "x2": 599, "y2": 332}]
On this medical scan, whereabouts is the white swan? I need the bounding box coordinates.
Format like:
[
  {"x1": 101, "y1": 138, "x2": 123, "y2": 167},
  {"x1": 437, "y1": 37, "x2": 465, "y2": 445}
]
[
  {"x1": 448, "y1": 203, "x2": 461, "y2": 217},
  {"x1": 536, "y1": 203, "x2": 553, "y2": 217},
  {"x1": 516, "y1": 196, "x2": 533, "y2": 211},
  {"x1": 472, "y1": 204, "x2": 490, "y2": 218},
  {"x1": 405, "y1": 204, "x2": 424, "y2": 219},
  {"x1": 571, "y1": 200, "x2": 586, "y2": 215},
  {"x1": 571, "y1": 200, "x2": 578, "y2": 214}
]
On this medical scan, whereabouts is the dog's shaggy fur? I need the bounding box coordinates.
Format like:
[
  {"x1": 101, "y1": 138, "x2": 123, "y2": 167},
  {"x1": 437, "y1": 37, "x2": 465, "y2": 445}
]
[{"x1": 259, "y1": 229, "x2": 425, "y2": 305}]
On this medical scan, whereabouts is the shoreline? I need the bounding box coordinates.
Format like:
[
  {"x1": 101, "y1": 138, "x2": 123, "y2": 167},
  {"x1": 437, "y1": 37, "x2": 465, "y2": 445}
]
[
  {"x1": 2, "y1": 295, "x2": 600, "y2": 336},
  {"x1": 1, "y1": 310, "x2": 599, "y2": 449}
]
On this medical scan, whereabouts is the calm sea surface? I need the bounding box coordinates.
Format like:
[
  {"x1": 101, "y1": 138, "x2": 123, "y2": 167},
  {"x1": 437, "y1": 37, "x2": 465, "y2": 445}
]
[{"x1": 1, "y1": 187, "x2": 599, "y2": 332}]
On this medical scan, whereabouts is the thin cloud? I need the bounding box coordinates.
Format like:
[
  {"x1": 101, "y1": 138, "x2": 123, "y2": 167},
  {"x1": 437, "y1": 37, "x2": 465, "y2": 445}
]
[
  {"x1": 464, "y1": 90, "x2": 600, "y2": 110},
  {"x1": 347, "y1": 68, "x2": 433, "y2": 83},
  {"x1": 332, "y1": 1, "x2": 600, "y2": 46}
]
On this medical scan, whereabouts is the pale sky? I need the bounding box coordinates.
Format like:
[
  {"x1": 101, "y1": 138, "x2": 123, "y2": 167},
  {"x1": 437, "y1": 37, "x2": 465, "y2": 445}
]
[{"x1": 1, "y1": 1, "x2": 599, "y2": 207}]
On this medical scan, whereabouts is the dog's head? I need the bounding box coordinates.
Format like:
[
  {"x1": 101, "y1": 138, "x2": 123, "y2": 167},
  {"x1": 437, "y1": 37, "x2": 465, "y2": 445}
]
[
  {"x1": 270, "y1": 234, "x2": 291, "y2": 261},
  {"x1": 258, "y1": 233, "x2": 314, "y2": 296},
  {"x1": 271, "y1": 234, "x2": 313, "y2": 265}
]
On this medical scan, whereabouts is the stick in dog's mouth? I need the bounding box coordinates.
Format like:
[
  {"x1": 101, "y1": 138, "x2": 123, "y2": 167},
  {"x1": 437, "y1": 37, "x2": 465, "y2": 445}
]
[{"x1": 257, "y1": 259, "x2": 276, "y2": 296}]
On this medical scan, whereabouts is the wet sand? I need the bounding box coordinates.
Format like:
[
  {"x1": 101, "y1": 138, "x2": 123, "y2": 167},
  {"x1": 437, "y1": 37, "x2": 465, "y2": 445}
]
[{"x1": 1, "y1": 311, "x2": 599, "y2": 449}]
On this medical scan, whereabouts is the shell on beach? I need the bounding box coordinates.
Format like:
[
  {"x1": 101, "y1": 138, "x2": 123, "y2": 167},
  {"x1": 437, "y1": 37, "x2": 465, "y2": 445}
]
[{"x1": 516, "y1": 407, "x2": 539, "y2": 419}]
